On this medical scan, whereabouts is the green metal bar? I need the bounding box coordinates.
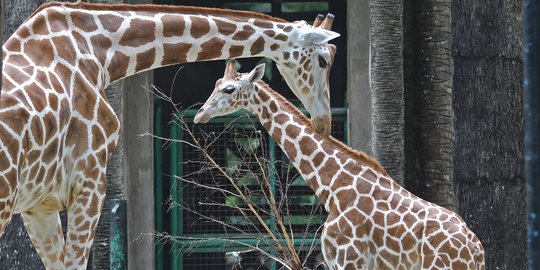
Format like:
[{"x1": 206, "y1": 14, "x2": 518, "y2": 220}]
[
  {"x1": 161, "y1": 107, "x2": 346, "y2": 268},
  {"x1": 110, "y1": 199, "x2": 128, "y2": 270},
  {"x1": 268, "y1": 137, "x2": 277, "y2": 232},
  {"x1": 177, "y1": 124, "x2": 184, "y2": 270},
  {"x1": 170, "y1": 123, "x2": 180, "y2": 270},
  {"x1": 268, "y1": 136, "x2": 278, "y2": 270},
  {"x1": 175, "y1": 237, "x2": 320, "y2": 250},
  {"x1": 153, "y1": 98, "x2": 164, "y2": 270}
]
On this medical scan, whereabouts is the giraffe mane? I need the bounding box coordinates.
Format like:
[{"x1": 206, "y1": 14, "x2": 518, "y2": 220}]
[
  {"x1": 255, "y1": 81, "x2": 389, "y2": 176},
  {"x1": 30, "y1": 1, "x2": 287, "y2": 23}
]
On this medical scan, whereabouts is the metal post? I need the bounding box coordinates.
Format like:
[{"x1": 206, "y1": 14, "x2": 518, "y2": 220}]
[
  {"x1": 524, "y1": 0, "x2": 540, "y2": 269},
  {"x1": 153, "y1": 98, "x2": 164, "y2": 270},
  {"x1": 110, "y1": 199, "x2": 128, "y2": 270}
]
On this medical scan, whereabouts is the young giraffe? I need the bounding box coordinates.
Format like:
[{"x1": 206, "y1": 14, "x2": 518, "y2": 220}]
[
  {"x1": 0, "y1": 2, "x2": 339, "y2": 269},
  {"x1": 194, "y1": 61, "x2": 486, "y2": 270}
]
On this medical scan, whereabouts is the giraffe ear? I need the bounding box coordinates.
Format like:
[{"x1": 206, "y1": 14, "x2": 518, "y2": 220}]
[
  {"x1": 246, "y1": 63, "x2": 266, "y2": 84},
  {"x1": 224, "y1": 60, "x2": 238, "y2": 79},
  {"x1": 301, "y1": 28, "x2": 340, "y2": 45}
]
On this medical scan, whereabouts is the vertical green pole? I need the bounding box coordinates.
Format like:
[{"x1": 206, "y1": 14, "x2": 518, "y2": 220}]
[
  {"x1": 267, "y1": 136, "x2": 277, "y2": 270},
  {"x1": 177, "y1": 120, "x2": 184, "y2": 270},
  {"x1": 170, "y1": 115, "x2": 184, "y2": 270},
  {"x1": 153, "y1": 98, "x2": 164, "y2": 270},
  {"x1": 170, "y1": 122, "x2": 180, "y2": 270},
  {"x1": 110, "y1": 199, "x2": 128, "y2": 270}
]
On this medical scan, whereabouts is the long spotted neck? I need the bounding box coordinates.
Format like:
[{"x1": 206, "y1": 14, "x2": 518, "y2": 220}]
[
  {"x1": 17, "y1": 2, "x2": 294, "y2": 87},
  {"x1": 246, "y1": 83, "x2": 386, "y2": 212}
]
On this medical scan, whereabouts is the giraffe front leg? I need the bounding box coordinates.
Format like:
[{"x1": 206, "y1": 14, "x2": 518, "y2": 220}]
[
  {"x1": 21, "y1": 203, "x2": 65, "y2": 270},
  {"x1": 64, "y1": 176, "x2": 107, "y2": 270}
]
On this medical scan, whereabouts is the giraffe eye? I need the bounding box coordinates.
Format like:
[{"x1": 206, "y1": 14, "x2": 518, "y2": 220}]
[
  {"x1": 222, "y1": 85, "x2": 236, "y2": 94},
  {"x1": 318, "y1": 55, "x2": 328, "y2": 69}
]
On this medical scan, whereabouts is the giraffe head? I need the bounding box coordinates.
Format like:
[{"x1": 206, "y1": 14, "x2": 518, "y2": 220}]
[
  {"x1": 274, "y1": 14, "x2": 338, "y2": 136},
  {"x1": 194, "y1": 61, "x2": 266, "y2": 124}
]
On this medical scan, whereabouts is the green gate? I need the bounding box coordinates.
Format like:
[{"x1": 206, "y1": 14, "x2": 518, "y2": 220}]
[{"x1": 154, "y1": 107, "x2": 347, "y2": 270}]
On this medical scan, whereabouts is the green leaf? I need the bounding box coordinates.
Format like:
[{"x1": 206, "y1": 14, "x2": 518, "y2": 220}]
[
  {"x1": 236, "y1": 171, "x2": 257, "y2": 186},
  {"x1": 226, "y1": 149, "x2": 242, "y2": 175},
  {"x1": 225, "y1": 196, "x2": 243, "y2": 207},
  {"x1": 291, "y1": 176, "x2": 307, "y2": 186},
  {"x1": 237, "y1": 138, "x2": 261, "y2": 154}
]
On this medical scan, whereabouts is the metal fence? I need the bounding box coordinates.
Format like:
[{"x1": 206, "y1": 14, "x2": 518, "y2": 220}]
[{"x1": 154, "y1": 108, "x2": 347, "y2": 270}]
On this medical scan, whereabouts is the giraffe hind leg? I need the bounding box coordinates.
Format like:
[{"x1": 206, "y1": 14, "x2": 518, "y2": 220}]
[
  {"x1": 64, "y1": 175, "x2": 107, "y2": 270},
  {"x1": 22, "y1": 202, "x2": 65, "y2": 270}
]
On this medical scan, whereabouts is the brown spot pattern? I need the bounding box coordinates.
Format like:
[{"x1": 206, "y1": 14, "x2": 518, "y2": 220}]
[
  {"x1": 190, "y1": 16, "x2": 210, "y2": 38},
  {"x1": 232, "y1": 25, "x2": 255, "y2": 41},
  {"x1": 72, "y1": 31, "x2": 90, "y2": 54},
  {"x1": 97, "y1": 100, "x2": 119, "y2": 137},
  {"x1": 48, "y1": 10, "x2": 69, "y2": 32},
  {"x1": 136, "y1": 48, "x2": 156, "y2": 72},
  {"x1": 250, "y1": 36, "x2": 265, "y2": 55},
  {"x1": 285, "y1": 124, "x2": 301, "y2": 138},
  {"x1": 119, "y1": 18, "x2": 156, "y2": 47},
  {"x1": 79, "y1": 59, "x2": 100, "y2": 86},
  {"x1": 98, "y1": 14, "x2": 124, "y2": 33},
  {"x1": 229, "y1": 45, "x2": 244, "y2": 58},
  {"x1": 253, "y1": 19, "x2": 273, "y2": 29},
  {"x1": 71, "y1": 11, "x2": 98, "y2": 32},
  {"x1": 263, "y1": 30, "x2": 275, "y2": 37},
  {"x1": 270, "y1": 44, "x2": 280, "y2": 51},
  {"x1": 26, "y1": 84, "x2": 47, "y2": 112},
  {"x1": 162, "y1": 43, "x2": 192, "y2": 65},
  {"x1": 73, "y1": 74, "x2": 97, "y2": 120},
  {"x1": 30, "y1": 117, "x2": 44, "y2": 145},
  {"x1": 197, "y1": 37, "x2": 225, "y2": 61},
  {"x1": 214, "y1": 19, "x2": 236, "y2": 36},
  {"x1": 50, "y1": 36, "x2": 76, "y2": 67},
  {"x1": 32, "y1": 14, "x2": 49, "y2": 35},
  {"x1": 24, "y1": 39, "x2": 54, "y2": 67},
  {"x1": 90, "y1": 34, "x2": 112, "y2": 66},
  {"x1": 108, "y1": 51, "x2": 129, "y2": 82},
  {"x1": 162, "y1": 15, "x2": 185, "y2": 37},
  {"x1": 275, "y1": 33, "x2": 288, "y2": 42}
]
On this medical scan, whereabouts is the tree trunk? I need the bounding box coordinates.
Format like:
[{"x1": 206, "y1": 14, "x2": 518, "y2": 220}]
[
  {"x1": 404, "y1": 0, "x2": 456, "y2": 210},
  {"x1": 0, "y1": 1, "x2": 49, "y2": 269},
  {"x1": 452, "y1": 0, "x2": 526, "y2": 268},
  {"x1": 369, "y1": 0, "x2": 405, "y2": 185}
]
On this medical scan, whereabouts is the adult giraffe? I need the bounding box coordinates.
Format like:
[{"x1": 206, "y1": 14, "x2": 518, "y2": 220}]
[
  {"x1": 194, "y1": 61, "x2": 485, "y2": 270},
  {"x1": 0, "y1": 2, "x2": 339, "y2": 269}
]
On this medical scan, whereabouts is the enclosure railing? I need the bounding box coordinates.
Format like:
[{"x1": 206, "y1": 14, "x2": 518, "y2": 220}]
[{"x1": 154, "y1": 106, "x2": 347, "y2": 270}]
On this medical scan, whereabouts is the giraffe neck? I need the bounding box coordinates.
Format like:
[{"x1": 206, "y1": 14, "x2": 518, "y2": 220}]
[
  {"x1": 246, "y1": 82, "x2": 387, "y2": 212},
  {"x1": 15, "y1": 2, "x2": 294, "y2": 87}
]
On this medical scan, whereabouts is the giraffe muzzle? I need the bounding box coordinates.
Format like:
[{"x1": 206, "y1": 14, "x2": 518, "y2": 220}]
[
  {"x1": 194, "y1": 109, "x2": 210, "y2": 124},
  {"x1": 311, "y1": 114, "x2": 331, "y2": 137}
]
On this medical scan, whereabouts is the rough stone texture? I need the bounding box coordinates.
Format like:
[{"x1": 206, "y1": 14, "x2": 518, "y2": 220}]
[
  {"x1": 369, "y1": 0, "x2": 405, "y2": 185},
  {"x1": 452, "y1": 0, "x2": 526, "y2": 268},
  {"x1": 405, "y1": 0, "x2": 456, "y2": 210}
]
